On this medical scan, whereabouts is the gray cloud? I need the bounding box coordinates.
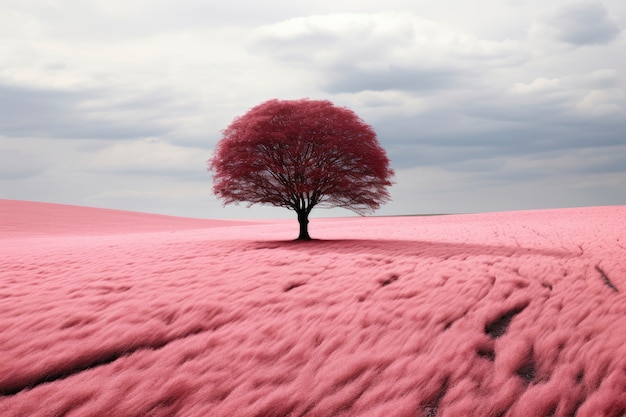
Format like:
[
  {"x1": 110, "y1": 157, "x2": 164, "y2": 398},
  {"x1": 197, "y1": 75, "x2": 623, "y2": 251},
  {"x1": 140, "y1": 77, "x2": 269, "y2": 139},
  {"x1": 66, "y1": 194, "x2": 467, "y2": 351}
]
[
  {"x1": 0, "y1": 148, "x2": 46, "y2": 180},
  {"x1": 382, "y1": 114, "x2": 626, "y2": 168},
  {"x1": 551, "y1": 2, "x2": 622, "y2": 45},
  {"x1": 1, "y1": 1, "x2": 625, "y2": 218},
  {"x1": 0, "y1": 0, "x2": 309, "y2": 41},
  {"x1": 0, "y1": 84, "x2": 81, "y2": 137},
  {"x1": 84, "y1": 138, "x2": 209, "y2": 178},
  {"x1": 374, "y1": 84, "x2": 626, "y2": 175},
  {"x1": 0, "y1": 83, "x2": 175, "y2": 140},
  {"x1": 324, "y1": 66, "x2": 460, "y2": 93},
  {"x1": 251, "y1": 13, "x2": 525, "y2": 95}
]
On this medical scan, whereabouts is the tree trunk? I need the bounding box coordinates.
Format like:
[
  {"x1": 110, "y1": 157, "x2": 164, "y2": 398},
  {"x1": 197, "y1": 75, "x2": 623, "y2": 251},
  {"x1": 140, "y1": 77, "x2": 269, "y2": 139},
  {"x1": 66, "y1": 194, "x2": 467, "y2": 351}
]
[{"x1": 296, "y1": 210, "x2": 311, "y2": 240}]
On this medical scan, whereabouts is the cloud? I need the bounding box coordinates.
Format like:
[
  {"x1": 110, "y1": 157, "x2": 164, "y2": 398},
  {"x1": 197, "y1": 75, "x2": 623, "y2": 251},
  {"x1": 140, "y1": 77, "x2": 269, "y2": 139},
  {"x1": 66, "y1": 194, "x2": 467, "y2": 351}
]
[
  {"x1": 550, "y1": 2, "x2": 622, "y2": 45},
  {"x1": 87, "y1": 138, "x2": 209, "y2": 177},
  {"x1": 325, "y1": 66, "x2": 459, "y2": 94},
  {"x1": 251, "y1": 13, "x2": 526, "y2": 94},
  {"x1": 576, "y1": 88, "x2": 625, "y2": 117},
  {"x1": 0, "y1": 83, "x2": 171, "y2": 139},
  {"x1": 0, "y1": 147, "x2": 46, "y2": 180},
  {"x1": 464, "y1": 69, "x2": 625, "y2": 124},
  {"x1": 250, "y1": 10, "x2": 625, "y2": 211},
  {"x1": 367, "y1": 67, "x2": 625, "y2": 173},
  {"x1": 386, "y1": 144, "x2": 626, "y2": 215},
  {"x1": 507, "y1": 70, "x2": 626, "y2": 120},
  {"x1": 1, "y1": 0, "x2": 625, "y2": 217}
]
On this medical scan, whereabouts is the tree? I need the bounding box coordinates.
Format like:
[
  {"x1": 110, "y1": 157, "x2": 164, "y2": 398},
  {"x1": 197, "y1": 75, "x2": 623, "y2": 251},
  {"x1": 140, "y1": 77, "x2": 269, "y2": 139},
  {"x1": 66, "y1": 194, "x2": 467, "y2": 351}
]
[{"x1": 208, "y1": 99, "x2": 394, "y2": 240}]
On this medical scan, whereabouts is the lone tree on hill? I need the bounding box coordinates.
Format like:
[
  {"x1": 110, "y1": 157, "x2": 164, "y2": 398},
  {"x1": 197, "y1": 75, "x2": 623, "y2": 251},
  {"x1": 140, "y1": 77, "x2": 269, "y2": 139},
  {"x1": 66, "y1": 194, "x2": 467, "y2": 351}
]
[{"x1": 208, "y1": 99, "x2": 394, "y2": 240}]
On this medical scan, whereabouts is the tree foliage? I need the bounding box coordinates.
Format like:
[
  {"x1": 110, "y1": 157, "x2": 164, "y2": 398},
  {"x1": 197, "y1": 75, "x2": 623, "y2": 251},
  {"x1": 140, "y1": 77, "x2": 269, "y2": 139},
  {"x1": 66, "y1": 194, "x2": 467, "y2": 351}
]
[{"x1": 209, "y1": 99, "x2": 394, "y2": 239}]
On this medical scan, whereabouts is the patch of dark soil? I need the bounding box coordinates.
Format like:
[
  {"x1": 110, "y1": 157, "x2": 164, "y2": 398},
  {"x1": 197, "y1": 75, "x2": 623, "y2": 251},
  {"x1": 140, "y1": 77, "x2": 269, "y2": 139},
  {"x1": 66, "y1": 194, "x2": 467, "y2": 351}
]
[
  {"x1": 575, "y1": 370, "x2": 584, "y2": 384},
  {"x1": 515, "y1": 358, "x2": 536, "y2": 385},
  {"x1": 284, "y1": 282, "x2": 306, "y2": 292},
  {"x1": 0, "y1": 326, "x2": 207, "y2": 397},
  {"x1": 595, "y1": 265, "x2": 618, "y2": 292},
  {"x1": 477, "y1": 347, "x2": 496, "y2": 361},
  {"x1": 485, "y1": 303, "x2": 529, "y2": 339},
  {"x1": 421, "y1": 377, "x2": 449, "y2": 417},
  {"x1": 380, "y1": 274, "x2": 399, "y2": 287}
]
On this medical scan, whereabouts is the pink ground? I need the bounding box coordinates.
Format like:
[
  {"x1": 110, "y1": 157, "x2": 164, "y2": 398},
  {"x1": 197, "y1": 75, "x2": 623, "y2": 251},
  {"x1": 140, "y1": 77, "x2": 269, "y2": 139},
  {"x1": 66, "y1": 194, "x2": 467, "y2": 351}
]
[{"x1": 1, "y1": 199, "x2": 625, "y2": 417}]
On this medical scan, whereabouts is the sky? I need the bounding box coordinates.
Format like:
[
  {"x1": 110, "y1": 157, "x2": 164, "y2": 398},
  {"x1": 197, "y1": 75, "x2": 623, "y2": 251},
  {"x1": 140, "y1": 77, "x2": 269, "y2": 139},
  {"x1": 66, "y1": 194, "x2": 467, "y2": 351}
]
[{"x1": 1, "y1": 0, "x2": 625, "y2": 219}]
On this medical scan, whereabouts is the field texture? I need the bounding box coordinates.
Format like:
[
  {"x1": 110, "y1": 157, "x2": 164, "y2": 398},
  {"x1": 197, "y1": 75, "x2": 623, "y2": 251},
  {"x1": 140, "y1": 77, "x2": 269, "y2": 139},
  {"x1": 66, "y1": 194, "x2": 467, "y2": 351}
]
[{"x1": 1, "y1": 200, "x2": 625, "y2": 417}]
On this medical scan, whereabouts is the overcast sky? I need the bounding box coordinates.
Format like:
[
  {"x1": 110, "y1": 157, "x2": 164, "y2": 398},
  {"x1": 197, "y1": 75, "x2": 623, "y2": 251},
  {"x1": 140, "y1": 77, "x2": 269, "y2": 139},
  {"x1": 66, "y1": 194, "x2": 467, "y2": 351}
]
[{"x1": 1, "y1": 0, "x2": 625, "y2": 219}]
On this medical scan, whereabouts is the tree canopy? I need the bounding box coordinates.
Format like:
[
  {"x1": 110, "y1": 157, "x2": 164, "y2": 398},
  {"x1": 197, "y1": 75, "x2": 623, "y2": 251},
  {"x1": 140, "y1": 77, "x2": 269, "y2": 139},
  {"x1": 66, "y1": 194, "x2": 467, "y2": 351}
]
[{"x1": 209, "y1": 98, "x2": 394, "y2": 239}]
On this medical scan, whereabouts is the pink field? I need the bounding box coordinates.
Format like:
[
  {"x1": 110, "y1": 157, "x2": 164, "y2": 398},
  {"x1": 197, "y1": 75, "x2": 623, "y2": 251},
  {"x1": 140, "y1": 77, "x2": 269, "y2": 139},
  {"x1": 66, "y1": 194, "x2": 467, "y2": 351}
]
[{"x1": 1, "y1": 199, "x2": 625, "y2": 417}]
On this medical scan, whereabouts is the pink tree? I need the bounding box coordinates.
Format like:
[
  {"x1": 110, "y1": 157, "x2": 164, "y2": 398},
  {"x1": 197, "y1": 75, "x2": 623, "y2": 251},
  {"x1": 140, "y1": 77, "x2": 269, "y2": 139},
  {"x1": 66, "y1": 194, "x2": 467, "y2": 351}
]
[{"x1": 209, "y1": 99, "x2": 394, "y2": 240}]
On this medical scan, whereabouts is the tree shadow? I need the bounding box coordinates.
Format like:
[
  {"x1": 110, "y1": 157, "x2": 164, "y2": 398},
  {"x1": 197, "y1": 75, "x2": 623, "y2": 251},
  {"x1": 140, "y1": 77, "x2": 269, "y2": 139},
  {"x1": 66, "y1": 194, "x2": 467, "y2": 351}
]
[{"x1": 247, "y1": 238, "x2": 573, "y2": 259}]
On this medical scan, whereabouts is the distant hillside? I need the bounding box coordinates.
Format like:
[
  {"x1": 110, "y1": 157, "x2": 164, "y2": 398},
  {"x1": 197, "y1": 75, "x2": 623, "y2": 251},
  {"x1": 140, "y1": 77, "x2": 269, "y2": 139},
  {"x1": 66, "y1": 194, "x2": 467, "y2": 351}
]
[{"x1": 0, "y1": 199, "x2": 256, "y2": 237}]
